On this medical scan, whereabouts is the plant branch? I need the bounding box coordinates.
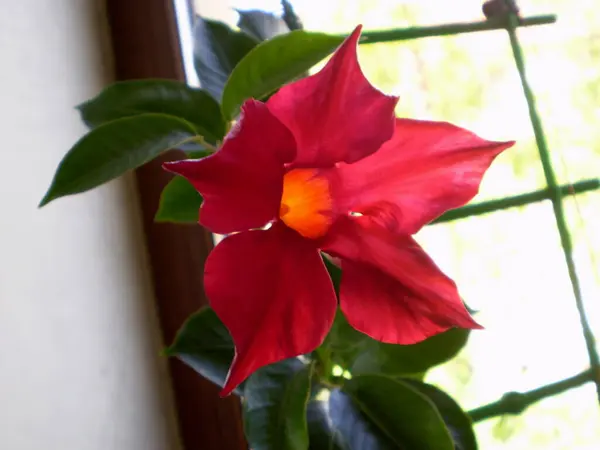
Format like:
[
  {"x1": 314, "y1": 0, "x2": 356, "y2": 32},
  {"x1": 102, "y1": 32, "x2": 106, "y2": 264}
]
[
  {"x1": 504, "y1": 10, "x2": 600, "y2": 404},
  {"x1": 469, "y1": 369, "x2": 595, "y2": 422},
  {"x1": 350, "y1": 15, "x2": 556, "y2": 45},
  {"x1": 433, "y1": 178, "x2": 599, "y2": 224}
]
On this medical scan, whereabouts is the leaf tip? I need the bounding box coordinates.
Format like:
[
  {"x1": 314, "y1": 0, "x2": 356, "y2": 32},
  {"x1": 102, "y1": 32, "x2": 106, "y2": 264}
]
[
  {"x1": 74, "y1": 101, "x2": 94, "y2": 127},
  {"x1": 38, "y1": 190, "x2": 54, "y2": 208},
  {"x1": 153, "y1": 209, "x2": 167, "y2": 223},
  {"x1": 161, "y1": 346, "x2": 175, "y2": 357}
]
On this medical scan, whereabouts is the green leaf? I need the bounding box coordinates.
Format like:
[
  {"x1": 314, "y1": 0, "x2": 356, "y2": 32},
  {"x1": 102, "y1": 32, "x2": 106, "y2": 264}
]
[
  {"x1": 340, "y1": 375, "x2": 454, "y2": 450},
  {"x1": 319, "y1": 258, "x2": 368, "y2": 369},
  {"x1": 244, "y1": 358, "x2": 312, "y2": 450},
  {"x1": 155, "y1": 174, "x2": 204, "y2": 224},
  {"x1": 351, "y1": 328, "x2": 470, "y2": 376},
  {"x1": 221, "y1": 30, "x2": 344, "y2": 120},
  {"x1": 328, "y1": 389, "x2": 396, "y2": 449},
  {"x1": 77, "y1": 79, "x2": 226, "y2": 141},
  {"x1": 282, "y1": 0, "x2": 304, "y2": 31},
  {"x1": 322, "y1": 256, "x2": 341, "y2": 294},
  {"x1": 322, "y1": 310, "x2": 368, "y2": 369},
  {"x1": 306, "y1": 394, "x2": 346, "y2": 450},
  {"x1": 166, "y1": 306, "x2": 239, "y2": 394},
  {"x1": 404, "y1": 380, "x2": 478, "y2": 450},
  {"x1": 40, "y1": 114, "x2": 197, "y2": 207},
  {"x1": 193, "y1": 16, "x2": 258, "y2": 101},
  {"x1": 237, "y1": 9, "x2": 289, "y2": 41}
]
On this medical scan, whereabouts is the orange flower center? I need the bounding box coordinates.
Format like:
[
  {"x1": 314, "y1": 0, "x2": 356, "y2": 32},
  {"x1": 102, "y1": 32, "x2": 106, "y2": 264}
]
[{"x1": 279, "y1": 169, "x2": 333, "y2": 239}]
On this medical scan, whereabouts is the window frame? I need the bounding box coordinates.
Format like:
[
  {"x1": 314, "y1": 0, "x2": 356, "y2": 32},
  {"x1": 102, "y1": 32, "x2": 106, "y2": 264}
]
[{"x1": 104, "y1": 1, "x2": 247, "y2": 448}]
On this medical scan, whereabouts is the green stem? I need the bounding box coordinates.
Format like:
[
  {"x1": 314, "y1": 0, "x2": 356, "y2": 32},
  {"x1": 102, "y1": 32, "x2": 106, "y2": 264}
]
[
  {"x1": 314, "y1": 347, "x2": 334, "y2": 384},
  {"x1": 350, "y1": 15, "x2": 556, "y2": 45},
  {"x1": 505, "y1": 12, "x2": 600, "y2": 403},
  {"x1": 469, "y1": 369, "x2": 594, "y2": 422},
  {"x1": 433, "y1": 179, "x2": 600, "y2": 224}
]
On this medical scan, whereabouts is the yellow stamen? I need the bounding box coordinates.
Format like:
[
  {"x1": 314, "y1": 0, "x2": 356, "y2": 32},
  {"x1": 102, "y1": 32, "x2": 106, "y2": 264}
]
[{"x1": 280, "y1": 169, "x2": 333, "y2": 239}]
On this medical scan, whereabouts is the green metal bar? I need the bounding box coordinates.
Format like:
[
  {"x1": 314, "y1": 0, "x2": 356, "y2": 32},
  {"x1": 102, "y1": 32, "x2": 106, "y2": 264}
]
[
  {"x1": 354, "y1": 15, "x2": 556, "y2": 44},
  {"x1": 469, "y1": 368, "x2": 594, "y2": 422},
  {"x1": 433, "y1": 178, "x2": 600, "y2": 224},
  {"x1": 505, "y1": 12, "x2": 600, "y2": 403}
]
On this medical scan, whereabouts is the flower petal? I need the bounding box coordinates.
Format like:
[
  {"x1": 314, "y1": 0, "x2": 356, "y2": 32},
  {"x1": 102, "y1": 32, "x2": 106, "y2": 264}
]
[
  {"x1": 267, "y1": 25, "x2": 398, "y2": 167},
  {"x1": 330, "y1": 119, "x2": 515, "y2": 234},
  {"x1": 205, "y1": 223, "x2": 337, "y2": 396},
  {"x1": 163, "y1": 99, "x2": 296, "y2": 234},
  {"x1": 321, "y1": 216, "x2": 480, "y2": 344}
]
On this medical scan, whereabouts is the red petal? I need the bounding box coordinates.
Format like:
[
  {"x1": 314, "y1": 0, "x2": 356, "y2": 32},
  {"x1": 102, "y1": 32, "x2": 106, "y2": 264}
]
[
  {"x1": 321, "y1": 216, "x2": 481, "y2": 344},
  {"x1": 205, "y1": 223, "x2": 337, "y2": 396},
  {"x1": 330, "y1": 119, "x2": 515, "y2": 234},
  {"x1": 163, "y1": 100, "x2": 296, "y2": 234},
  {"x1": 267, "y1": 25, "x2": 398, "y2": 167}
]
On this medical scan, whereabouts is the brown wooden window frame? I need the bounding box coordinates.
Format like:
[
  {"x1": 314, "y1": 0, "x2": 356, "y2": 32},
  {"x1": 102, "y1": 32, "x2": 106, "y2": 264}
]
[{"x1": 104, "y1": 1, "x2": 246, "y2": 449}]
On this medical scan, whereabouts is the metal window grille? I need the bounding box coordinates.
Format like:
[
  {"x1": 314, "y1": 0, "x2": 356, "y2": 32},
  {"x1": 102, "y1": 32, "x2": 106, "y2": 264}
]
[{"x1": 352, "y1": 5, "x2": 600, "y2": 422}]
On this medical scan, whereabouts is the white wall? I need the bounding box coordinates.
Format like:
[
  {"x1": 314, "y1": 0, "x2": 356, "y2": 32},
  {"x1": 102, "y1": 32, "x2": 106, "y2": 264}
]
[{"x1": 0, "y1": 1, "x2": 182, "y2": 449}]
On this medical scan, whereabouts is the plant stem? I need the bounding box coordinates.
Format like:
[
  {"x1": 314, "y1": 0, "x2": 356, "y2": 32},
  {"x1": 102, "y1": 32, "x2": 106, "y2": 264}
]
[
  {"x1": 433, "y1": 178, "x2": 599, "y2": 224},
  {"x1": 351, "y1": 15, "x2": 556, "y2": 45},
  {"x1": 505, "y1": 12, "x2": 600, "y2": 404},
  {"x1": 314, "y1": 347, "x2": 334, "y2": 384},
  {"x1": 469, "y1": 369, "x2": 595, "y2": 422}
]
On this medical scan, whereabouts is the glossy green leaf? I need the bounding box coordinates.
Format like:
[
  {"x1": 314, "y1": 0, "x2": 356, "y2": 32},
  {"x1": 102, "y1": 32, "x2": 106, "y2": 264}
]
[
  {"x1": 166, "y1": 306, "x2": 240, "y2": 394},
  {"x1": 319, "y1": 258, "x2": 368, "y2": 368},
  {"x1": 306, "y1": 396, "x2": 345, "y2": 450},
  {"x1": 404, "y1": 380, "x2": 478, "y2": 450},
  {"x1": 237, "y1": 9, "x2": 289, "y2": 41},
  {"x1": 306, "y1": 390, "x2": 347, "y2": 450},
  {"x1": 193, "y1": 16, "x2": 258, "y2": 101},
  {"x1": 155, "y1": 174, "x2": 204, "y2": 224},
  {"x1": 77, "y1": 79, "x2": 226, "y2": 141},
  {"x1": 244, "y1": 358, "x2": 312, "y2": 450},
  {"x1": 221, "y1": 30, "x2": 344, "y2": 119},
  {"x1": 351, "y1": 328, "x2": 470, "y2": 376},
  {"x1": 340, "y1": 375, "x2": 454, "y2": 450},
  {"x1": 322, "y1": 256, "x2": 341, "y2": 294},
  {"x1": 328, "y1": 389, "x2": 396, "y2": 449},
  {"x1": 40, "y1": 114, "x2": 197, "y2": 207}
]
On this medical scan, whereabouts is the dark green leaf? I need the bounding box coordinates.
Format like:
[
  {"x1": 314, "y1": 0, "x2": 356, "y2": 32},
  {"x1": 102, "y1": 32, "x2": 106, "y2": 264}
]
[
  {"x1": 282, "y1": 0, "x2": 304, "y2": 31},
  {"x1": 166, "y1": 307, "x2": 239, "y2": 394},
  {"x1": 307, "y1": 396, "x2": 345, "y2": 450},
  {"x1": 322, "y1": 310, "x2": 368, "y2": 369},
  {"x1": 77, "y1": 79, "x2": 226, "y2": 141},
  {"x1": 40, "y1": 114, "x2": 197, "y2": 207},
  {"x1": 328, "y1": 389, "x2": 396, "y2": 450},
  {"x1": 341, "y1": 375, "x2": 454, "y2": 450},
  {"x1": 193, "y1": 16, "x2": 258, "y2": 101},
  {"x1": 322, "y1": 256, "x2": 341, "y2": 294},
  {"x1": 319, "y1": 258, "x2": 368, "y2": 368},
  {"x1": 221, "y1": 30, "x2": 344, "y2": 120},
  {"x1": 404, "y1": 380, "x2": 478, "y2": 450},
  {"x1": 244, "y1": 358, "x2": 312, "y2": 450},
  {"x1": 155, "y1": 175, "x2": 203, "y2": 223},
  {"x1": 237, "y1": 9, "x2": 289, "y2": 41},
  {"x1": 178, "y1": 141, "x2": 211, "y2": 153},
  {"x1": 351, "y1": 328, "x2": 470, "y2": 376}
]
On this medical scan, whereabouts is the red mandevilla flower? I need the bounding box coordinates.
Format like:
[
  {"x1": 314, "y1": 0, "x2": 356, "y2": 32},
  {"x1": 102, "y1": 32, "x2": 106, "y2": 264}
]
[{"x1": 164, "y1": 25, "x2": 514, "y2": 396}]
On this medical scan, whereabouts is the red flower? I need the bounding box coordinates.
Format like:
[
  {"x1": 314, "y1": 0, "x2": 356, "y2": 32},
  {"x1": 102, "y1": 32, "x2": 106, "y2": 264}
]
[{"x1": 164, "y1": 25, "x2": 514, "y2": 396}]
